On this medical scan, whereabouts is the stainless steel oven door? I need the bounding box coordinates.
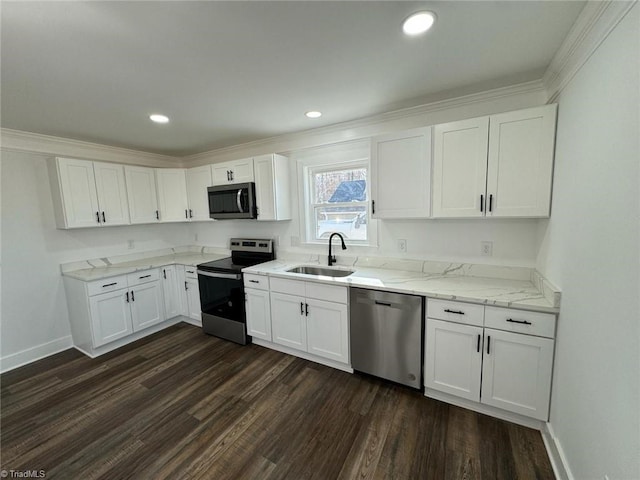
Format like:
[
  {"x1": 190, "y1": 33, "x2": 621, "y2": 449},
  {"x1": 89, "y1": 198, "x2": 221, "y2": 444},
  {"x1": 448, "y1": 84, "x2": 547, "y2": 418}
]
[{"x1": 197, "y1": 270, "x2": 249, "y2": 345}]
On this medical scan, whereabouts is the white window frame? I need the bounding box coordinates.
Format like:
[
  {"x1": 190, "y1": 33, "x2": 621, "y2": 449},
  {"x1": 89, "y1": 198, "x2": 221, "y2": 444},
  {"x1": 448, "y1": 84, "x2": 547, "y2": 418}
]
[{"x1": 296, "y1": 141, "x2": 377, "y2": 247}]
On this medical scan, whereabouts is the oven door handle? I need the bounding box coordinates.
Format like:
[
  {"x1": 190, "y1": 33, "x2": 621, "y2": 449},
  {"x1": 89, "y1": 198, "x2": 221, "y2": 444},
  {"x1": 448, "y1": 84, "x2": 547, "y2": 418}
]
[{"x1": 197, "y1": 270, "x2": 242, "y2": 280}]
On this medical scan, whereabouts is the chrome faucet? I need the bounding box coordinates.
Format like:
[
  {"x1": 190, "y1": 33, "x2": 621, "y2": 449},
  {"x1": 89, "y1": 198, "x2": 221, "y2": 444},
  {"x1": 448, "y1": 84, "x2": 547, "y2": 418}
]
[{"x1": 328, "y1": 232, "x2": 347, "y2": 266}]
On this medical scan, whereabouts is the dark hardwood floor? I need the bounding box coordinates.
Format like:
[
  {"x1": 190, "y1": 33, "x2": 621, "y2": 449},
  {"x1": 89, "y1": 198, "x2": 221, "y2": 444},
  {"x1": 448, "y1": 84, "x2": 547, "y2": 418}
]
[{"x1": 1, "y1": 324, "x2": 554, "y2": 479}]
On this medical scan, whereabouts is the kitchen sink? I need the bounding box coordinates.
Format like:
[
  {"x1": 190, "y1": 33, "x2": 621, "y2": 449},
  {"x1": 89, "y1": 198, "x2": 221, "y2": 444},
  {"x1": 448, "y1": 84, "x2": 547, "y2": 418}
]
[{"x1": 287, "y1": 266, "x2": 354, "y2": 278}]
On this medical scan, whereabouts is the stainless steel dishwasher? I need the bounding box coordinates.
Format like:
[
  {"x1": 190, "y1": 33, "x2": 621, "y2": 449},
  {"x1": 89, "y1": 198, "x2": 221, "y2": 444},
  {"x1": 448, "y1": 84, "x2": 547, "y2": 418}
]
[{"x1": 350, "y1": 288, "x2": 424, "y2": 389}]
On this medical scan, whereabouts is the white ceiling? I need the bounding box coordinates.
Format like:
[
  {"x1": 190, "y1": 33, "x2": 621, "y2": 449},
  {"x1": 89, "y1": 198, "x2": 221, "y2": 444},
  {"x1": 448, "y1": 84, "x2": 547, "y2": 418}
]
[{"x1": 1, "y1": 1, "x2": 585, "y2": 156}]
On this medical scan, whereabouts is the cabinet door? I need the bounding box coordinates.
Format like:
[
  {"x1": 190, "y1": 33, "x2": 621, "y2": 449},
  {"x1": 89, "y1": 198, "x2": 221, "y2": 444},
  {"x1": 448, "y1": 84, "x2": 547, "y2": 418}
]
[
  {"x1": 161, "y1": 266, "x2": 182, "y2": 319},
  {"x1": 424, "y1": 318, "x2": 483, "y2": 401},
  {"x1": 228, "y1": 158, "x2": 254, "y2": 184},
  {"x1": 185, "y1": 165, "x2": 213, "y2": 222},
  {"x1": 371, "y1": 127, "x2": 432, "y2": 218},
  {"x1": 89, "y1": 289, "x2": 133, "y2": 347},
  {"x1": 246, "y1": 288, "x2": 272, "y2": 341},
  {"x1": 254, "y1": 154, "x2": 276, "y2": 221},
  {"x1": 56, "y1": 158, "x2": 100, "y2": 228},
  {"x1": 211, "y1": 158, "x2": 255, "y2": 185},
  {"x1": 125, "y1": 166, "x2": 159, "y2": 224},
  {"x1": 185, "y1": 277, "x2": 202, "y2": 322},
  {"x1": 481, "y1": 328, "x2": 554, "y2": 420},
  {"x1": 254, "y1": 153, "x2": 291, "y2": 221},
  {"x1": 486, "y1": 104, "x2": 556, "y2": 217},
  {"x1": 93, "y1": 161, "x2": 130, "y2": 226},
  {"x1": 306, "y1": 298, "x2": 349, "y2": 364},
  {"x1": 156, "y1": 169, "x2": 189, "y2": 222},
  {"x1": 432, "y1": 117, "x2": 489, "y2": 218},
  {"x1": 130, "y1": 282, "x2": 165, "y2": 331},
  {"x1": 270, "y1": 292, "x2": 307, "y2": 351}
]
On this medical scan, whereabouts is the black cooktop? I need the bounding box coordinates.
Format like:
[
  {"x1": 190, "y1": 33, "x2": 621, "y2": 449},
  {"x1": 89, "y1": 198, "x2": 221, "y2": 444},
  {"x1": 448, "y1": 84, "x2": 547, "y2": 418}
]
[
  {"x1": 198, "y1": 256, "x2": 259, "y2": 274},
  {"x1": 197, "y1": 238, "x2": 275, "y2": 274}
]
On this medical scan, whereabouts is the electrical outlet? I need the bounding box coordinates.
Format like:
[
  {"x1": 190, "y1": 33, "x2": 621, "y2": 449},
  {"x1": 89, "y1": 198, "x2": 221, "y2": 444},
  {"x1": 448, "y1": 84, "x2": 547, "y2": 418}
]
[
  {"x1": 398, "y1": 239, "x2": 407, "y2": 252},
  {"x1": 194, "y1": 233, "x2": 199, "y2": 242},
  {"x1": 127, "y1": 239, "x2": 135, "y2": 250},
  {"x1": 481, "y1": 241, "x2": 493, "y2": 256}
]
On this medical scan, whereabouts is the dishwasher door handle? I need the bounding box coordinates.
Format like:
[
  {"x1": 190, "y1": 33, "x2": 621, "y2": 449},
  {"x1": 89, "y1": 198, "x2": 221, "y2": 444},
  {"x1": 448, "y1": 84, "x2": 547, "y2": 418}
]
[{"x1": 374, "y1": 300, "x2": 392, "y2": 307}]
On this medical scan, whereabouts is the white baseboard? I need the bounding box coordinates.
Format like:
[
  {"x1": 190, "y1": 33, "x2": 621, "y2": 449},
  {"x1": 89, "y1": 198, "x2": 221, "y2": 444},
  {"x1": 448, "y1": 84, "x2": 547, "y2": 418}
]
[
  {"x1": 542, "y1": 422, "x2": 574, "y2": 480},
  {"x1": 181, "y1": 316, "x2": 202, "y2": 328},
  {"x1": 0, "y1": 336, "x2": 73, "y2": 373}
]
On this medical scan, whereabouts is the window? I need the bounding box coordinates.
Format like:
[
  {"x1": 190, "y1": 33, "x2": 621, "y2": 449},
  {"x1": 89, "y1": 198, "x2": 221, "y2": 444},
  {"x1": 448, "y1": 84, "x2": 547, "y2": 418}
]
[
  {"x1": 295, "y1": 139, "x2": 375, "y2": 246},
  {"x1": 310, "y1": 165, "x2": 368, "y2": 242}
]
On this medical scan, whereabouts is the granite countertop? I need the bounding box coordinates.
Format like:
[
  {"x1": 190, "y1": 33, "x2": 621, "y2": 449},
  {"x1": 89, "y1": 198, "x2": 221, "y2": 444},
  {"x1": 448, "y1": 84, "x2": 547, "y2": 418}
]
[
  {"x1": 61, "y1": 247, "x2": 229, "y2": 282},
  {"x1": 243, "y1": 256, "x2": 560, "y2": 314}
]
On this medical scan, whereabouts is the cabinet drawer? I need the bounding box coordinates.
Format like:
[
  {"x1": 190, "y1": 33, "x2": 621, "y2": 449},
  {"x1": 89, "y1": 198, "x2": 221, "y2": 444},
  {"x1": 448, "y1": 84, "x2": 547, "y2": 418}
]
[
  {"x1": 87, "y1": 275, "x2": 128, "y2": 296},
  {"x1": 184, "y1": 267, "x2": 198, "y2": 279},
  {"x1": 484, "y1": 307, "x2": 556, "y2": 338},
  {"x1": 270, "y1": 277, "x2": 306, "y2": 296},
  {"x1": 244, "y1": 273, "x2": 269, "y2": 290},
  {"x1": 427, "y1": 299, "x2": 484, "y2": 327},
  {"x1": 305, "y1": 283, "x2": 347, "y2": 304},
  {"x1": 127, "y1": 269, "x2": 160, "y2": 287}
]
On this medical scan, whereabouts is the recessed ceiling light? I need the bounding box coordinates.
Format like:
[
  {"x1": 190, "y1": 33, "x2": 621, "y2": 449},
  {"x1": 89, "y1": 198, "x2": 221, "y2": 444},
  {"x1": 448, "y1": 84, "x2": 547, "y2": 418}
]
[
  {"x1": 149, "y1": 114, "x2": 170, "y2": 124},
  {"x1": 402, "y1": 11, "x2": 436, "y2": 36},
  {"x1": 305, "y1": 111, "x2": 322, "y2": 118}
]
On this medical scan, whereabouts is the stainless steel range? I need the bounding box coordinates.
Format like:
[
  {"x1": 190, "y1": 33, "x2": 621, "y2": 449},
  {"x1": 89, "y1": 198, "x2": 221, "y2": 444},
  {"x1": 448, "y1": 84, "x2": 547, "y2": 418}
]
[{"x1": 197, "y1": 238, "x2": 275, "y2": 345}]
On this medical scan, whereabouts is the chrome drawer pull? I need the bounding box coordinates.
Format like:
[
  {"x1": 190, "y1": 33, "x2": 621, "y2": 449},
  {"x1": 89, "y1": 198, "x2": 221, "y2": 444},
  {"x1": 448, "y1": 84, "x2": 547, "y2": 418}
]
[{"x1": 506, "y1": 318, "x2": 532, "y2": 325}]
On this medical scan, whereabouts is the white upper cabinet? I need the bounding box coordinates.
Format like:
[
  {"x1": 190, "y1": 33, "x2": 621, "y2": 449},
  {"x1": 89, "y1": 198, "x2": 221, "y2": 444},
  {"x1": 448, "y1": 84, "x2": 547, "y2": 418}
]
[
  {"x1": 124, "y1": 166, "x2": 160, "y2": 224},
  {"x1": 253, "y1": 154, "x2": 291, "y2": 221},
  {"x1": 48, "y1": 157, "x2": 130, "y2": 229},
  {"x1": 371, "y1": 127, "x2": 432, "y2": 218},
  {"x1": 487, "y1": 105, "x2": 557, "y2": 217},
  {"x1": 432, "y1": 104, "x2": 557, "y2": 218},
  {"x1": 432, "y1": 117, "x2": 489, "y2": 218},
  {"x1": 211, "y1": 158, "x2": 254, "y2": 185},
  {"x1": 185, "y1": 165, "x2": 213, "y2": 222},
  {"x1": 93, "y1": 161, "x2": 130, "y2": 226},
  {"x1": 155, "y1": 168, "x2": 189, "y2": 222}
]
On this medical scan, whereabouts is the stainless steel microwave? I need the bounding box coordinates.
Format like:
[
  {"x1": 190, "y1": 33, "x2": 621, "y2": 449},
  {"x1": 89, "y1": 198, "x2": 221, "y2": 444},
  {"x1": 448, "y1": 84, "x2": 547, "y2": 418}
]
[{"x1": 208, "y1": 182, "x2": 257, "y2": 220}]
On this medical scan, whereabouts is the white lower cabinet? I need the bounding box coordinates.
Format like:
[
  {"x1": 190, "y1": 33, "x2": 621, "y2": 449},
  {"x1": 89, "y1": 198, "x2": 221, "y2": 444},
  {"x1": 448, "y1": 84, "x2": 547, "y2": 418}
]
[
  {"x1": 270, "y1": 292, "x2": 308, "y2": 350},
  {"x1": 129, "y1": 281, "x2": 164, "y2": 331},
  {"x1": 268, "y1": 278, "x2": 349, "y2": 366},
  {"x1": 161, "y1": 265, "x2": 182, "y2": 319},
  {"x1": 425, "y1": 300, "x2": 556, "y2": 421},
  {"x1": 88, "y1": 288, "x2": 134, "y2": 347},
  {"x1": 245, "y1": 287, "x2": 272, "y2": 341},
  {"x1": 425, "y1": 319, "x2": 483, "y2": 401},
  {"x1": 181, "y1": 267, "x2": 201, "y2": 322},
  {"x1": 64, "y1": 265, "x2": 200, "y2": 356},
  {"x1": 481, "y1": 328, "x2": 554, "y2": 418}
]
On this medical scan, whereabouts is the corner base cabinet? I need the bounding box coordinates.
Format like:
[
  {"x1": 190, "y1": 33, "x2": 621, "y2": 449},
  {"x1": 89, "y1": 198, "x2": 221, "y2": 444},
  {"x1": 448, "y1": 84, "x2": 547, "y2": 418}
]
[{"x1": 424, "y1": 300, "x2": 556, "y2": 421}]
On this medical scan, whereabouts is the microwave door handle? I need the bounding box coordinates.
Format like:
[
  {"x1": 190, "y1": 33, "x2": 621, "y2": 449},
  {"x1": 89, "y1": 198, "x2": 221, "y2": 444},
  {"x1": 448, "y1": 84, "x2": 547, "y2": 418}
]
[{"x1": 237, "y1": 189, "x2": 243, "y2": 212}]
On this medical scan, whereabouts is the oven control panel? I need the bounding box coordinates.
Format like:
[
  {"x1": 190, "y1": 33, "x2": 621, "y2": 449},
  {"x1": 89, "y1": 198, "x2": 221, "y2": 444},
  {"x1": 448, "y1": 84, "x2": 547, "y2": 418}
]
[{"x1": 230, "y1": 238, "x2": 274, "y2": 253}]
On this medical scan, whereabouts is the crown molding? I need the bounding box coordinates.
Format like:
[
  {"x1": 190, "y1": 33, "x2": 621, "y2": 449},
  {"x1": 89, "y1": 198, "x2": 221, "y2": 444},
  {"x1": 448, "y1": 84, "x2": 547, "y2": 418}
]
[
  {"x1": 0, "y1": 128, "x2": 178, "y2": 167},
  {"x1": 543, "y1": 1, "x2": 637, "y2": 102},
  {"x1": 181, "y1": 79, "x2": 546, "y2": 165}
]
